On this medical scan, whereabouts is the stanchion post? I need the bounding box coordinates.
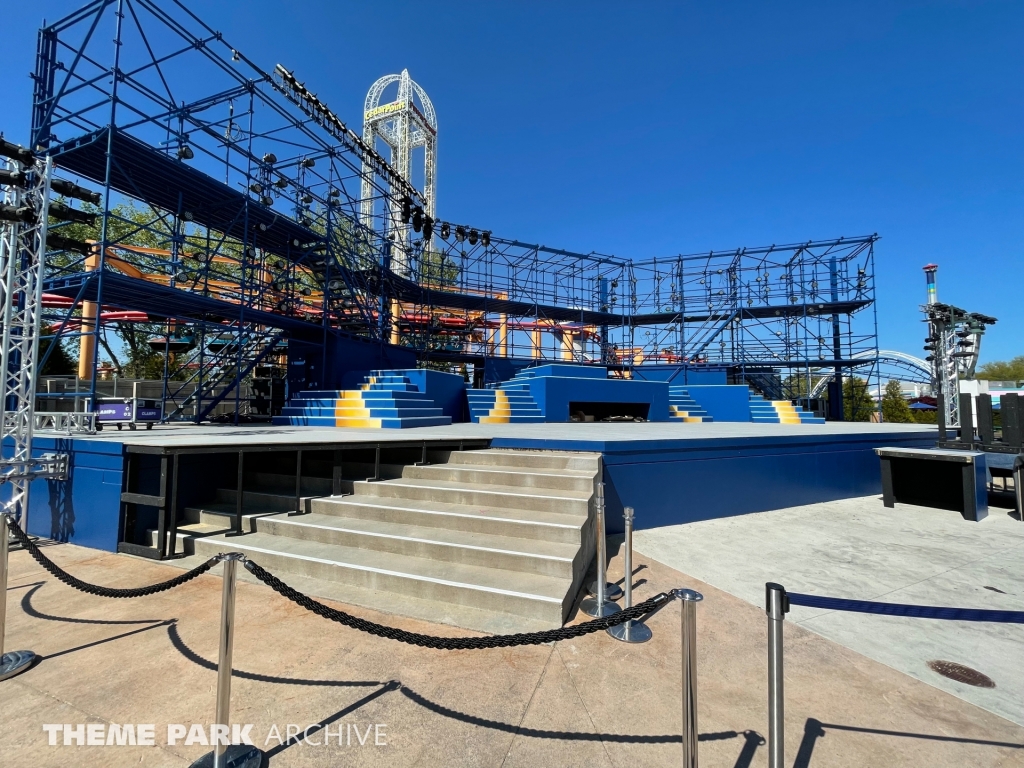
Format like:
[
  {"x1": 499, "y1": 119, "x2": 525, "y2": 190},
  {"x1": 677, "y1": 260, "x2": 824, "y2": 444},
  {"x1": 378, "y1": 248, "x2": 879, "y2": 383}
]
[
  {"x1": 1013, "y1": 458, "x2": 1023, "y2": 523},
  {"x1": 0, "y1": 512, "x2": 36, "y2": 682},
  {"x1": 190, "y1": 553, "x2": 263, "y2": 768},
  {"x1": 766, "y1": 582, "x2": 789, "y2": 768},
  {"x1": 676, "y1": 588, "x2": 703, "y2": 767},
  {"x1": 607, "y1": 506, "x2": 653, "y2": 643},
  {"x1": 581, "y1": 483, "x2": 621, "y2": 618}
]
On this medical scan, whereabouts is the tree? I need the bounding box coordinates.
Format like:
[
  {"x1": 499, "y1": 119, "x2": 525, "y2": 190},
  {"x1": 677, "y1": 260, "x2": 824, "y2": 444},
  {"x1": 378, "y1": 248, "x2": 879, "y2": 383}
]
[
  {"x1": 881, "y1": 379, "x2": 913, "y2": 423},
  {"x1": 843, "y1": 376, "x2": 875, "y2": 422},
  {"x1": 977, "y1": 356, "x2": 1024, "y2": 383}
]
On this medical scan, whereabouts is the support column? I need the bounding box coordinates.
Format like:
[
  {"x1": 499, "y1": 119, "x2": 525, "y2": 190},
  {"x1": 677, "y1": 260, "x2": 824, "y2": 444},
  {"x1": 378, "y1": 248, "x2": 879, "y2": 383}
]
[{"x1": 77, "y1": 247, "x2": 99, "y2": 381}]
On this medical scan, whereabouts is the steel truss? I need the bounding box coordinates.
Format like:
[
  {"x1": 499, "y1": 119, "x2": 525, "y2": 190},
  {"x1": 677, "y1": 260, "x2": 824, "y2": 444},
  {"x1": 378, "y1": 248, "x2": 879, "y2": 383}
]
[{"x1": 24, "y1": 0, "x2": 881, "y2": 422}]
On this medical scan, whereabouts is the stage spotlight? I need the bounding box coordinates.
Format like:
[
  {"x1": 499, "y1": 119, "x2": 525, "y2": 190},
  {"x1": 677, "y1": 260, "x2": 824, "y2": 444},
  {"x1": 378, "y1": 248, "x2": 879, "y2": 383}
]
[
  {"x1": 261, "y1": 195, "x2": 274, "y2": 206},
  {"x1": 231, "y1": 49, "x2": 240, "y2": 61},
  {"x1": 301, "y1": 194, "x2": 313, "y2": 204},
  {"x1": 50, "y1": 178, "x2": 101, "y2": 204},
  {"x1": 182, "y1": 211, "x2": 194, "y2": 221},
  {"x1": 249, "y1": 183, "x2": 263, "y2": 194},
  {"x1": 400, "y1": 196, "x2": 412, "y2": 224},
  {"x1": 0, "y1": 138, "x2": 34, "y2": 164},
  {"x1": 412, "y1": 207, "x2": 423, "y2": 232},
  {"x1": 258, "y1": 222, "x2": 268, "y2": 232},
  {"x1": 262, "y1": 152, "x2": 277, "y2": 164},
  {"x1": 301, "y1": 287, "x2": 312, "y2": 296},
  {"x1": 0, "y1": 169, "x2": 27, "y2": 188},
  {"x1": 468, "y1": 229, "x2": 478, "y2": 246},
  {"x1": 481, "y1": 231, "x2": 490, "y2": 248},
  {"x1": 274, "y1": 178, "x2": 288, "y2": 189},
  {"x1": 455, "y1": 225, "x2": 465, "y2": 243},
  {"x1": 49, "y1": 202, "x2": 96, "y2": 226},
  {"x1": 422, "y1": 216, "x2": 433, "y2": 241},
  {"x1": 440, "y1": 222, "x2": 450, "y2": 239},
  {"x1": 177, "y1": 145, "x2": 194, "y2": 160},
  {"x1": 329, "y1": 188, "x2": 340, "y2": 198},
  {"x1": 301, "y1": 157, "x2": 316, "y2": 168}
]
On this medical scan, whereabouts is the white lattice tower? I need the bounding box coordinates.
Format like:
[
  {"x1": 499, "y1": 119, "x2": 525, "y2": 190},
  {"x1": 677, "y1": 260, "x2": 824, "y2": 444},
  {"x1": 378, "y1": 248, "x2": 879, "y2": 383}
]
[
  {"x1": 359, "y1": 70, "x2": 437, "y2": 276},
  {"x1": 0, "y1": 155, "x2": 53, "y2": 524}
]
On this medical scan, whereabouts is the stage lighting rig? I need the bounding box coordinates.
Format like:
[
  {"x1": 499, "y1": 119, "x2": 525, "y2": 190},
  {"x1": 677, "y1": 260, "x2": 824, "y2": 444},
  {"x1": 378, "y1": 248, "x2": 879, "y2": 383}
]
[
  {"x1": 0, "y1": 137, "x2": 34, "y2": 165},
  {"x1": 440, "y1": 222, "x2": 450, "y2": 239},
  {"x1": 176, "y1": 145, "x2": 194, "y2": 160}
]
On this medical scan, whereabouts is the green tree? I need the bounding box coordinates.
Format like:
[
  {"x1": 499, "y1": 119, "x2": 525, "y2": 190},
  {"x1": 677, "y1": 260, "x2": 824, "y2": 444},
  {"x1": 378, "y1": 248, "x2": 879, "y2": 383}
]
[
  {"x1": 977, "y1": 356, "x2": 1024, "y2": 383},
  {"x1": 881, "y1": 379, "x2": 913, "y2": 423},
  {"x1": 843, "y1": 376, "x2": 875, "y2": 422}
]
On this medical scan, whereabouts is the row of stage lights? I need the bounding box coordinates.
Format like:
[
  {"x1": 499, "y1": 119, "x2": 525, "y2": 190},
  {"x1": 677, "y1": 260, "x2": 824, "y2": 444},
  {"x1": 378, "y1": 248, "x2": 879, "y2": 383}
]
[{"x1": 399, "y1": 196, "x2": 490, "y2": 249}]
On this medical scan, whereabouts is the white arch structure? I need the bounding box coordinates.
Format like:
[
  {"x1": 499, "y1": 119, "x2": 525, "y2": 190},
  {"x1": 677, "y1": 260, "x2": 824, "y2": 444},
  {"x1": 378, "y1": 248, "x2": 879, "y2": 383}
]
[{"x1": 809, "y1": 350, "x2": 931, "y2": 398}]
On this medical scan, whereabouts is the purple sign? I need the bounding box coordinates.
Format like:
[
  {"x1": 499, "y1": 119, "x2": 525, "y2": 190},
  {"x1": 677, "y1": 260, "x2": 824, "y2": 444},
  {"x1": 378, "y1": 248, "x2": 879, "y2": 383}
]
[
  {"x1": 96, "y1": 403, "x2": 131, "y2": 421},
  {"x1": 135, "y1": 406, "x2": 162, "y2": 422}
]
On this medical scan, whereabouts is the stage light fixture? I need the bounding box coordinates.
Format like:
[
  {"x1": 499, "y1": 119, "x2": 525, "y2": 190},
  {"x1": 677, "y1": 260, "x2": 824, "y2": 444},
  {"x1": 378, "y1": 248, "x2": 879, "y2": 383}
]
[
  {"x1": 231, "y1": 49, "x2": 240, "y2": 61},
  {"x1": 412, "y1": 207, "x2": 423, "y2": 232},
  {"x1": 468, "y1": 229, "x2": 478, "y2": 246},
  {"x1": 274, "y1": 178, "x2": 288, "y2": 189},
  {"x1": 249, "y1": 183, "x2": 262, "y2": 194},
  {"x1": 440, "y1": 222, "x2": 450, "y2": 239},
  {"x1": 177, "y1": 145, "x2": 194, "y2": 160},
  {"x1": 422, "y1": 216, "x2": 433, "y2": 241},
  {"x1": 400, "y1": 196, "x2": 412, "y2": 224},
  {"x1": 45, "y1": 233, "x2": 91, "y2": 254},
  {"x1": 925, "y1": 355, "x2": 934, "y2": 361},
  {"x1": 301, "y1": 157, "x2": 316, "y2": 168},
  {"x1": 329, "y1": 188, "x2": 340, "y2": 198},
  {"x1": 274, "y1": 260, "x2": 285, "y2": 270},
  {"x1": 455, "y1": 225, "x2": 466, "y2": 243},
  {"x1": 261, "y1": 195, "x2": 274, "y2": 206},
  {"x1": 182, "y1": 211, "x2": 194, "y2": 221},
  {"x1": 50, "y1": 178, "x2": 101, "y2": 204},
  {"x1": 301, "y1": 287, "x2": 312, "y2": 296},
  {"x1": 301, "y1": 194, "x2": 313, "y2": 204},
  {"x1": 49, "y1": 202, "x2": 96, "y2": 226},
  {"x1": 258, "y1": 222, "x2": 268, "y2": 232},
  {"x1": 263, "y1": 153, "x2": 278, "y2": 164},
  {"x1": 481, "y1": 231, "x2": 490, "y2": 248},
  {"x1": 0, "y1": 169, "x2": 27, "y2": 188},
  {"x1": 0, "y1": 137, "x2": 34, "y2": 164}
]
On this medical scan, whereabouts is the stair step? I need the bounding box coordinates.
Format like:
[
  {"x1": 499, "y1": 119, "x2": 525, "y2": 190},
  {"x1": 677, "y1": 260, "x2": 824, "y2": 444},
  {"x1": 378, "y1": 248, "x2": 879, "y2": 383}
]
[
  {"x1": 249, "y1": 511, "x2": 579, "y2": 578},
  {"x1": 449, "y1": 449, "x2": 601, "y2": 472},
  {"x1": 191, "y1": 531, "x2": 571, "y2": 623},
  {"x1": 402, "y1": 464, "x2": 595, "y2": 492},
  {"x1": 352, "y1": 477, "x2": 591, "y2": 515},
  {"x1": 311, "y1": 495, "x2": 585, "y2": 544}
]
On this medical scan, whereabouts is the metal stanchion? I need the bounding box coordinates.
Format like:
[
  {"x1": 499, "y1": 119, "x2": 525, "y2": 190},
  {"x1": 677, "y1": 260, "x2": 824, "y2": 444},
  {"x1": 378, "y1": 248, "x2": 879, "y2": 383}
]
[
  {"x1": 607, "y1": 506, "x2": 652, "y2": 642},
  {"x1": 581, "y1": 484, "x2": 621, "y2": 618},
  {"x1": 0, "y1": 512, "x2": 36, "y2": 682},
  {"x1": 766, "y1": 582, "x2": 789, "y2": 768},
  {"x1": 190, "y1": 553, "x2": 264, "y2": 768},
  {"x1": 587, "y1": 483, "x2": 624, "y2": 601},
  {"x1": 676, "y1": 588, "x2": 703, "y2": 768}
]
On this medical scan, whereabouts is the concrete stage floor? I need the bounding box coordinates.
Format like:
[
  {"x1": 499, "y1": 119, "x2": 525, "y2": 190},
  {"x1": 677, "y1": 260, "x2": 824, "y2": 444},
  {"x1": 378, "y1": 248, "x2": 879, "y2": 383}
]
[
  {"x1": 73, "y1": 420, "x2": 935, "y2": 449},
  {"x1": 3, "y1": 522, "x2": 1023, "y2": 767},
  {"x1": 635, "y1": 495, "x2": 1024, "y2": 727}
]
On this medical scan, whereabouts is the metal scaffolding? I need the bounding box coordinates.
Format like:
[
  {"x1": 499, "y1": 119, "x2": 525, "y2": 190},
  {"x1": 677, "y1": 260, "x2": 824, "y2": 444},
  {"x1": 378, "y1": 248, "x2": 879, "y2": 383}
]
[{"x1": 19, "y1": 0, "x2": 881, "y2": 423}]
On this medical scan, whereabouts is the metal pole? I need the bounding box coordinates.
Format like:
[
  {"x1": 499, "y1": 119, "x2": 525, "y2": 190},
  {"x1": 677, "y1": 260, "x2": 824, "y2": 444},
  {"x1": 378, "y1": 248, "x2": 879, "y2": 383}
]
[
  {"x1": 677, "y1": 588, "x2": 703, "y2": 767},
  {"x1": 0, "y1": 512, "x2": 36, "y2": 682},
  {"x1": 189, "y1": 553, "x2": 263, "y2": 768},
  {"x1": 581, "y1": 484, "x2": 620, "y2": 618},
  {"x1": 608, "y1": 506, "x2": 652, "y2": 642},
  {"x1": 1014, "y1": 456, "x2": 1023, "y2": 523},
  {"x1": 766, "y1": 582, "x2": 789, "y2": 768},
  {"x1": 586, "y1": 483, "x2": 623, "y2": 601}
]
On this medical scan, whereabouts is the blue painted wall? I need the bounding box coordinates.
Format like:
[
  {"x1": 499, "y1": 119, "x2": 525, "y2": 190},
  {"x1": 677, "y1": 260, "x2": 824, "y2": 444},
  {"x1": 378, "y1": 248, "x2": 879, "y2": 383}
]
[
  {"x1": 402, "y1": 369, "x2": 469, "y2": 422},
  {"x1": 491, "y1": 429, "x2": 936, "y2": 532},
  {"x1": 521, "y1": 374, "x2": 671, "y2": 422},
  {"x1": 632, "y1": 365, "x2": 730, "y2": 385},
  {"x1": 684, "y1": 385, "x2": 752, "y2": 422},
  {"x1": 2, "y1": 436, "x2": 126, "y2": 552}
]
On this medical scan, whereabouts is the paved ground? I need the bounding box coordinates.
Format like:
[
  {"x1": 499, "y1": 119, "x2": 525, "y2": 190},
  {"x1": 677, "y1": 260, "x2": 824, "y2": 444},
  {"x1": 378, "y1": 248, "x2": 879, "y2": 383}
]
[
  {"x1": 3, "y1": 531, "x2": 1023, "y2": 767},
  {"x1": 634, "y1": 494, "x2": 1024, "y2": 727}
]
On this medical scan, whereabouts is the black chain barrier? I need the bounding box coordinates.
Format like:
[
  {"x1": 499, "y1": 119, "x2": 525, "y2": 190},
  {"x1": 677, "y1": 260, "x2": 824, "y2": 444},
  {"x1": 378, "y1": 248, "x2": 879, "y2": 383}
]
[
  {"x1": 6, "y1": 517, "x2": 218, "y2": 598},
  {"x1": 788, "y1": 592, "x2": 1024, "y2": 624},
  {"x1": 244, "y1": 560, "x2": 675, "y2": 650}
]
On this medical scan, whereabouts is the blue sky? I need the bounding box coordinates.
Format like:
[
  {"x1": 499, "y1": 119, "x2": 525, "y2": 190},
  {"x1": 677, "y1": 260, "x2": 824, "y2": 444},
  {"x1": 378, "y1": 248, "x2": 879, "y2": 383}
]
[{"x1": 5, "y1": 0, "x2": 1022, "y2": 364}]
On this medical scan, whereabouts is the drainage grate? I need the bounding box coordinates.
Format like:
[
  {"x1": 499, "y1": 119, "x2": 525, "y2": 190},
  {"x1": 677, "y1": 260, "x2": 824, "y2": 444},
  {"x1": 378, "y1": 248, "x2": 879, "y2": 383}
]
[{"x1": 927, "y1": 660, "x2": 996, "y2": 688}]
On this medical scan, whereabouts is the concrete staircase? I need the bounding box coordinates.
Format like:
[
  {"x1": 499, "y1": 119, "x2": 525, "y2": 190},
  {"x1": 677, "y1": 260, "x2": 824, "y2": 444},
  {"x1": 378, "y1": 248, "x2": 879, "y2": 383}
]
[
  {"x1": 467, "y1": 387, "x2": 545, "y2": 423},
  {"x1": 668, "y1": 386, "x2": 713, "y2": 423},
  {"x1": 748, "y1": 392, "x2": 825, "y2": 424},
  {"x1": 272, "y1": 371, "x2": 452, "y2": 428},
  {"x1": 162, "y1": 449, "x2": 599, "y2": 632}
]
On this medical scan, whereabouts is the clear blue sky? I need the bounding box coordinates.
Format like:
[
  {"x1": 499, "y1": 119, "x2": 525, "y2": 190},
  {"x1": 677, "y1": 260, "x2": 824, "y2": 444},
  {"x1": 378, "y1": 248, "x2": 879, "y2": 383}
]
[{"x1": 5, "y1": 1, "x2": 1022, "y2": 364}]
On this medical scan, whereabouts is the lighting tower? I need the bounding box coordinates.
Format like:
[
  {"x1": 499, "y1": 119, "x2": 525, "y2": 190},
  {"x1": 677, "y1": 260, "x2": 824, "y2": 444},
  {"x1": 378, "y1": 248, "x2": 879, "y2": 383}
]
[
  {"x1": 921, "y1": 264, "x2": 996, "y2": 429},
  {"x1": 359, "y1": 70, "x2": 437, "y2": 276}
]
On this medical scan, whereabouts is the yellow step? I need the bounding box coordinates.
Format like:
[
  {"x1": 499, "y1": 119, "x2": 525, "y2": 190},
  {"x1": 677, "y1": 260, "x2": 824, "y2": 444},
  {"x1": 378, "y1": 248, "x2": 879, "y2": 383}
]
[
  {"x1": 334, "y1": 418, "x2": 382, "y2": 428},
  {"x1": 479, "y1": 415, "x2": 511, "y2": 424}
]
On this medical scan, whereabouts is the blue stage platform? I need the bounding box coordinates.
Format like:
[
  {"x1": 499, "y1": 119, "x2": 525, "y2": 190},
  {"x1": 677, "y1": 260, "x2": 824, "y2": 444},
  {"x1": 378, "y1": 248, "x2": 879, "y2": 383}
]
[{"x1": 7, "y1": 421, "x2": 935, "y2": 551}]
